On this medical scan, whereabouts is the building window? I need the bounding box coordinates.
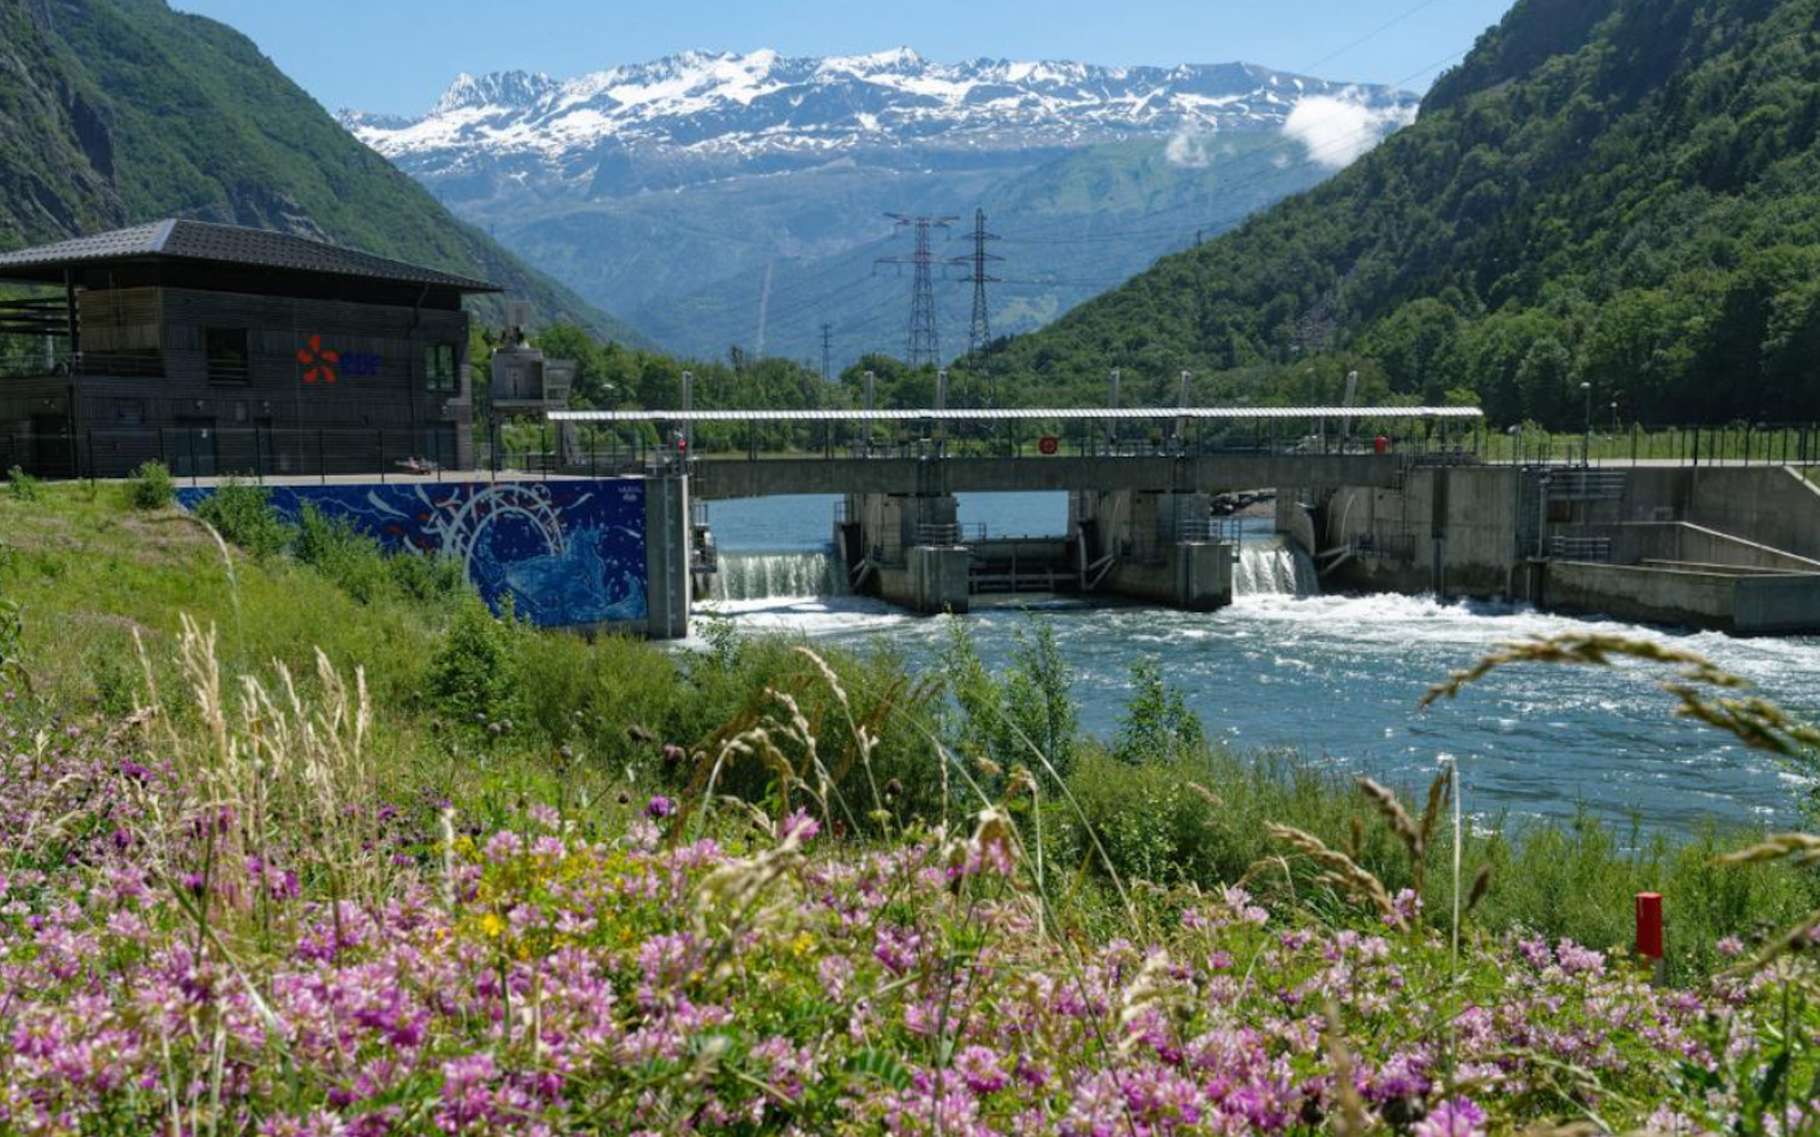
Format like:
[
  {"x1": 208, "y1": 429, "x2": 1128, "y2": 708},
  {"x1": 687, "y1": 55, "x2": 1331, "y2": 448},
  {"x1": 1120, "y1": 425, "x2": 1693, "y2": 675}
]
[
  {"x1": 425, "y1": 343, "x2": 458, "y2": 392},
  {"x1": 205, "y1": 327, "x2": 250, "y2": 384}
]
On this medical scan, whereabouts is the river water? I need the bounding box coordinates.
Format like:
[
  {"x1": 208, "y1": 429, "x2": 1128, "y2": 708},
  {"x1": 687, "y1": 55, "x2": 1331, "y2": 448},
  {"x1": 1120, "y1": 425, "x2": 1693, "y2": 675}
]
[{"x1": 695, "y1": 492, "x2": 1820, "y2": 831}]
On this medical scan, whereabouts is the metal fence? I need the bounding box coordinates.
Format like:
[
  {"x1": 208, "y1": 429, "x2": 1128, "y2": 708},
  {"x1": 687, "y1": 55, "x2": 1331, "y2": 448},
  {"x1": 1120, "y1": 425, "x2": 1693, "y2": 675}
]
[
  {"x1": 7, "y1": 419, "x2": 1820, "y2": 483},
  {"x1": 1548, "y1": 536, "x2": 1615, "y2": 563},
  {"x1": 1, "y1": 427, "x2": 467, "y2": 483},
  {"x1": 1491, "y1": 422, "x2": 1820, "y2": 467}
]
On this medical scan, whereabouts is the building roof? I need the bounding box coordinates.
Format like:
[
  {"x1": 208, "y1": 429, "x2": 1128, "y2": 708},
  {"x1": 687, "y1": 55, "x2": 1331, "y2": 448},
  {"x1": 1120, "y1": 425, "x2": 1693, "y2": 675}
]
[
  {"x1": 549, "y1": 406, "x2": 1485, "y2": 423},
  {"x1": 0, "y1": 219, "x2": 500, "y2": 291}
]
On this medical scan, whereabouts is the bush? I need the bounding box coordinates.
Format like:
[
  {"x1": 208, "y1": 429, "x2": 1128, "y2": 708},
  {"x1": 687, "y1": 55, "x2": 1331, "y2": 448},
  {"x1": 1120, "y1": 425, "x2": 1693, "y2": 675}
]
[
  {"x1": 386, "y1": 546, "x2": 469, "y2": 606},
  {"x1": 1051, "y1": 749, "x2": 1227, "y2": 885},
  {"x1": 193, "y1": 479, "x2": 292, "y2": 557},
  {"x1": 293, "y1": 504, "x2": 390, "y2": 603},
  {"x1": 6, "y1": 465, "x2": 40, "y2": 502},
  {"x1": 294, "y1": 503, "x2": 469, "y2": 608},
  {"x1": 127, "y1": 461, "x2": 175, "y2": 510},
  {"x1": 1112, "y1": 656, "x2": 1204, "y2": 764},
  {"x1": 426, "y1": 595, "x2": 520, "y2": 727},
  {"x1": 941, "y1": 617, "x2": 1078, "y2": 779}
]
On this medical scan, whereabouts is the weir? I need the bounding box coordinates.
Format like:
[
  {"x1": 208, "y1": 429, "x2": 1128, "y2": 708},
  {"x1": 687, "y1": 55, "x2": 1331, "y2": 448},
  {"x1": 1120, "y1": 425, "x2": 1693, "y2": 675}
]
[{"x1": 170, "y1": 398, "x2": 1820, "y2": 638}]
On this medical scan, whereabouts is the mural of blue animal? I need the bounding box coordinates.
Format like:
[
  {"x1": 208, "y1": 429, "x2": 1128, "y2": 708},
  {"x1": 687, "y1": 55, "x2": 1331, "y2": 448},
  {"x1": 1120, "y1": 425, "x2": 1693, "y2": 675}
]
[{"x1": 177, "y1": 479, "x2": 647, "y2": 628}]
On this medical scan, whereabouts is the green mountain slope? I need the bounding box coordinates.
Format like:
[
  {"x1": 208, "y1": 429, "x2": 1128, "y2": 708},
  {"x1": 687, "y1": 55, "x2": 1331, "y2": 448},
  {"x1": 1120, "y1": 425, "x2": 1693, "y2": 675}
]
[
  {"x1": 0, "y1": 0, "x2": 640, "y2": 342},
  {"x1": 981, "y1": 0, "x2": 1820, "y2": 427}
]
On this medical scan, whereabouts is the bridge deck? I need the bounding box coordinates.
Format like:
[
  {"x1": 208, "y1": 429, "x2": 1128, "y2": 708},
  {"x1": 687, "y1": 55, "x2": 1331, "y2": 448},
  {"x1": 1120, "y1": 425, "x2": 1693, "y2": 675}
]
[{"x1": 688, "y1": 452, "x2": 1416, "y2": 500}]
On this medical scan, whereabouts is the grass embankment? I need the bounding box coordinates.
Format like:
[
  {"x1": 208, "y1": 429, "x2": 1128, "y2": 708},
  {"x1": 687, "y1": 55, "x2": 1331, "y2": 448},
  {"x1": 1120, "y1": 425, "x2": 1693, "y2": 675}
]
[
  {"x1": 6, "y1": 480, "x2": 1820, "y2": 1132},
  {"x1": 6, "y1": 475, "x2": 1820, "y2": 1131},
  {"x1": 1, "y1": 477, "x2": 1812, "y2": 983}
]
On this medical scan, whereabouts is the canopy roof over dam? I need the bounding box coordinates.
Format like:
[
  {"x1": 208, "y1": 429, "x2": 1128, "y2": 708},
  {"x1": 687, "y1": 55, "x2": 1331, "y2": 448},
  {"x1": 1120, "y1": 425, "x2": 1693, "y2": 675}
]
[{"x1": 549, "y1": 406, "x2": 1485, "y2": 423}]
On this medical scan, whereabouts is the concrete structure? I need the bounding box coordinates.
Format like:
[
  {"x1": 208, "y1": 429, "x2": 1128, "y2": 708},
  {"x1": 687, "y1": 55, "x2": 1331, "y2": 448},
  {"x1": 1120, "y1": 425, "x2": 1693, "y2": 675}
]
[
  {"x1": 176, "y1": 473, "x2": 684, "y2": 638},
  {"x1": 643, "y1": 472, "x2": 693, "y2": 638},
  {"x1": 691, "y1": 452, "x2": 1411, "y2": 500},
  {"x1": 0, "y1": 220, "x2": 496, "y2": 478},
  {"x1": 1319, "y1": 464, "x2": 1820, "y2": 634}
]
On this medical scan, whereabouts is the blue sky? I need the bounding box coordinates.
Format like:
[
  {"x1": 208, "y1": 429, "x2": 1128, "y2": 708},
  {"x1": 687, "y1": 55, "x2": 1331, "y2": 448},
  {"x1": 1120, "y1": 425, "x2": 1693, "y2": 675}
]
[{"x1": 174, "y1": 0, "x2": 1518, "y2": 115}]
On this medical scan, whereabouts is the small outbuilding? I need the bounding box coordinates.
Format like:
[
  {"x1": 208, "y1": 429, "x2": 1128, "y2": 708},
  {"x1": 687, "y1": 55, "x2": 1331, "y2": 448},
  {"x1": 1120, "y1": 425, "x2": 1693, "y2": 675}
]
[{"x1": 0, "y1": 219, "x2": 499, "y2": 477}]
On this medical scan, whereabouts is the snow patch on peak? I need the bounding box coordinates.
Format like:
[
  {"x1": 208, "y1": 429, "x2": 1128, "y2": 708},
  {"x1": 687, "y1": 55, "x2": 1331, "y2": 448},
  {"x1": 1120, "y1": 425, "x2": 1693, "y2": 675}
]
[
  {"x1": 346, "y1": 49, "x2": 1419, "y2": 173},
  {"x1": 433, "y1": 70, "x2": 560, "y2": 114}
]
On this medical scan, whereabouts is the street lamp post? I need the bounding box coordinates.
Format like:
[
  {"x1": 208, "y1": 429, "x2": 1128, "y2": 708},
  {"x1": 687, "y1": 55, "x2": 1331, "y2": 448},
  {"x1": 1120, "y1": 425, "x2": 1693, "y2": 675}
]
[{"x1": 1580, "y1": 381, "x2": 1593, "y2": 466}]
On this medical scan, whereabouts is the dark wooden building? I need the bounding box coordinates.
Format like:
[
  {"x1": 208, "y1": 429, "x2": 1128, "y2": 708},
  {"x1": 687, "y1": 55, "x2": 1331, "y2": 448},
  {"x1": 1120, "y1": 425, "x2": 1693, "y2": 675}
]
[{"x1": 0, "y1": 219, "x2": 499, "y2": 477}]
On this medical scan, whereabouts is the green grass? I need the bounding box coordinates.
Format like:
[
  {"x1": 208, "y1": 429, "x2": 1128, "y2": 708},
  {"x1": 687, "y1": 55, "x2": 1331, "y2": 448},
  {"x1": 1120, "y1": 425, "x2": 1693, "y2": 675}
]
[{"x1": 2, "y1": 483, "x2": 1814, "y2": 982}]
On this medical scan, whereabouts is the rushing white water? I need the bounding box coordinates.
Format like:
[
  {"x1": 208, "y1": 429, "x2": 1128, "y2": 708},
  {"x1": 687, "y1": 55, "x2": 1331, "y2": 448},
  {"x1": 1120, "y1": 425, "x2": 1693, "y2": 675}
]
[
  {"x1": 706, "y1": 550, "x2": 848, "y2": 602},
  {"x1": 692, "y1": 493, "x2": 1820, "y2": 829},
  {"x1": 1234, "y1": 537, "x2": 1320, "y2": 597}
]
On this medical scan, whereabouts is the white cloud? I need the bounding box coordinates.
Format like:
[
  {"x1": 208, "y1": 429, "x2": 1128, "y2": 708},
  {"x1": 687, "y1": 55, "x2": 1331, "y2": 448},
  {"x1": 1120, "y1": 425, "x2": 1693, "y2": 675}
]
[
  {"x1": 1165, "y1": 127, "x2": 1218, "y2": 169},
  {"x1": 1280, "y1": 91, "x2": 1416, "y2": 169}
]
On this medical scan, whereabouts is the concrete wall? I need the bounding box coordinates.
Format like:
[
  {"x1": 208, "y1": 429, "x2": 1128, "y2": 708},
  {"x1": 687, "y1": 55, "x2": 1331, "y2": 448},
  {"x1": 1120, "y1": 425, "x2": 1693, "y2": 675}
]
[
  {"x1": 1275, "y1": 494, "x2": 1317, "y2": 557},
  {"x1": 1542, "y1": 562, "x2": 1736, "y2": 628},
  {"x1": 1685, "y1": 468, "x2": 1820, "y2": 561},
  {"x1": 1735, "y1": 575, "x2": 1820, "y2": 634},
  {"x1": 1541, "y1": 560, "x2": 1820, "y2": 634},
  {"x1": 643, "y1": 475, "x2": 691, "y2": 639},
  {"x1": 1576, "y1": 522, "x2": 1820, "y2": 573},
  {"x1": 1103, "y1": 541, "x2": 1233, "y2": 610},
  {"x1": 1325, "y1": 467, "x2": 1526, "y2": 598},
  {"x1": 176, "y1": 476, "x2": 652, "y2": 632},
  {"x1": 875, "y1": 546, "x2": 971, "y2": 615}
]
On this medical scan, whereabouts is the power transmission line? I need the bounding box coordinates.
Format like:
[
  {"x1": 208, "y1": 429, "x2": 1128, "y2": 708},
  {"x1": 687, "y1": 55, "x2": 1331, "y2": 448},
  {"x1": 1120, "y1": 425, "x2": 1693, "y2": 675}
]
[
  {"x1": 876, "y1": 213, "x2": 957, "y2": 367},
  {"x1": 820, "y1": 322, "x2": 833, "y2": 380},
  {"x1": 951, "y1": 208, "x2": 1002, "y2": 362}
]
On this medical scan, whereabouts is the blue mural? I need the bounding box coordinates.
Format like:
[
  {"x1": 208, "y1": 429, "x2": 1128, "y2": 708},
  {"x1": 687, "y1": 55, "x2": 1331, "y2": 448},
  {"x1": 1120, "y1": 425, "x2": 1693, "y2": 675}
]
[{"x1": 177, "y1": 479, "x2": 647, "y2": 627}]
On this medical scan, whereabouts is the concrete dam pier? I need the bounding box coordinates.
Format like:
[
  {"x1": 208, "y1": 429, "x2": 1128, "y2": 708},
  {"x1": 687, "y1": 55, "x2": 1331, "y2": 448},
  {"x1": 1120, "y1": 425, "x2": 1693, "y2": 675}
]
[{"x1": 834, "y1": 484, "x2": 1236, "y2": 615}]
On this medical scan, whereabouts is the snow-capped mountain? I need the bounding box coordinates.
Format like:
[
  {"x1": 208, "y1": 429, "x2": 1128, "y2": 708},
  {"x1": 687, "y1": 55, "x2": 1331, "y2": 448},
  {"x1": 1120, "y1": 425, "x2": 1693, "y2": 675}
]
[
  {"x1": 344, "y1": 48, "x2": 1412, "y2": 174},
  {"x1": 339, "y1": 50, "x2": 1417, "y2": 365}
]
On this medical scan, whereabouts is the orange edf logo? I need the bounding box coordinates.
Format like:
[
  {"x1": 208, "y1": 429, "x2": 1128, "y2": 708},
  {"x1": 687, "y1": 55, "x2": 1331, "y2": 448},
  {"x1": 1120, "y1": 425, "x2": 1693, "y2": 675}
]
[{"x1": 296, "y1": 335, "x2": 340, "y2": 384}]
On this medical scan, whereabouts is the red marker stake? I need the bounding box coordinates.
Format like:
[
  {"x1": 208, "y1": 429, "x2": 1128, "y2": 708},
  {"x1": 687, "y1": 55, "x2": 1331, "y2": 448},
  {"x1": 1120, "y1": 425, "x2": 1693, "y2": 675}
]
[{"x1": 1636, "y1": 892, "x2": 1664, "y2": 983}]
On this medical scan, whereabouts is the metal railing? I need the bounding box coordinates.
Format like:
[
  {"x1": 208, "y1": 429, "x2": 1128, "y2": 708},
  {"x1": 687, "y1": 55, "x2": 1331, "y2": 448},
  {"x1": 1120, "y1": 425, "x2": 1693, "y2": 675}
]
[
  {"x1": 914, "y1": 521, "x2": 985, "y2": 546},
  {"x1": 1548, "y1": 536, "x2": 1615, "y2": 562},
  {"x1": 1352, "y1": 527, "x2": 1420, "y2": 564},
  {"x1": 0, "y1": 427, "x2": 468, "y2": 483},
  {"x1": 1546, "y1": 469, "x2": 1629, "y2": 501}
]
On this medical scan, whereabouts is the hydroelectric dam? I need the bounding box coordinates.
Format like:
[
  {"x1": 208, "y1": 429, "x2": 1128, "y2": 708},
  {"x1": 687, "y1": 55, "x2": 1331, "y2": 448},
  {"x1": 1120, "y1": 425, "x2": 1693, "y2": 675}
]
[
  {"x1": 545, "y1": 404, "x2": 1820, "y2": 640},
  {"x1": 171, "y1": 403, "x2": 1820, "y2": 641}
]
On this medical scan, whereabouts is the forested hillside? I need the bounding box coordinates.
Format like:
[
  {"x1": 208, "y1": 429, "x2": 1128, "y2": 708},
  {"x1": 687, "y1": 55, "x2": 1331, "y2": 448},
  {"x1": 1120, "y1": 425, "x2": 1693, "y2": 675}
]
[
  {"x1": 0, "y1": 0, "x2": 637, "y2": 341},
  {"x1": 977, "y1": 0, "x2": 1820, "y2": 428}
]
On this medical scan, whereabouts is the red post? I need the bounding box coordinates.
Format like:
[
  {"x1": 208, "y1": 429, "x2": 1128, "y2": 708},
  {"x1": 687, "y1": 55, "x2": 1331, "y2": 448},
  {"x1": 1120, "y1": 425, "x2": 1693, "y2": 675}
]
[{"x1": 1636, "y1": 892, "x2": 1664, "y2": 964}]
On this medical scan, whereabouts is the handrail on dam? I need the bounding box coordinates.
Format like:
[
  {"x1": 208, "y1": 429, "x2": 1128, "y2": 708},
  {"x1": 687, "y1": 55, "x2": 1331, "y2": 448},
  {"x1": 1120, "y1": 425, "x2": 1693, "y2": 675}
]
[{"x1": 545, "y1": 404, "x2": 1487, "y2": 470}]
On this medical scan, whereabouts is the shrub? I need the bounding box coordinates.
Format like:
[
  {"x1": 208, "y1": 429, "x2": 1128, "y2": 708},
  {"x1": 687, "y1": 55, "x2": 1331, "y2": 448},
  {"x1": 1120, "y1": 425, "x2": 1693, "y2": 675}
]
[
  {"x1": 386, "y1": 546, "x2": 469, "y2": 605},
  {"x1": 293, "y1": 503, "x2": 468, "y2": 608},
  {"x1": 1112, "y1": 656, "x2": 1204, "y2": 764},
  {"x1": 426, "y1": 594, "x2": 519, "y2": 727},
  {"x1": 6, "y1": 465, "x2": 40, "y2": 502},
  {"x1": 126, "y1": 461, "x2": 175, "y2": 510},
  {"x1": 293, "y1": 504, "x2": 390, "y2": 603},
  {"x1": 1051, "y1": 749, "x2": 1227, "y2": 884},
  {"x1": 193, "y1": 479, "x2": 292, "y2": 557},
  {"x1": 940, "y1": 617, "x2": 1078, "y2": 778}
]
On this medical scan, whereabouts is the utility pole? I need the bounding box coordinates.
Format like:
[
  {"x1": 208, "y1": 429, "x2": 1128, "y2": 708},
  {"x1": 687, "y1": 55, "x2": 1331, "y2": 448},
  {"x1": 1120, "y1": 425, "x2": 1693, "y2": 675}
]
[
  {"x1": 951, "y1": 208, "x2": 1002, "y2": 366},
  {"x1": 820, "y1": 322, "x2": 833, "y2": 381},
  {"x1": 876, "y1": 213, "x2": 957, "y2": 368}
]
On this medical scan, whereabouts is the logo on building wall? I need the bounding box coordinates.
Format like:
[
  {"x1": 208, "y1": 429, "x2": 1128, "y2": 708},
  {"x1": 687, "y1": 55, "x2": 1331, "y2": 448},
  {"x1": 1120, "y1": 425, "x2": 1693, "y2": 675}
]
[
  {"x1": 297, "y1": 335, "x2": 340, "y2": 384},
  {"x1": 297, "y1": 336, "x2": 382, "y2": 384}
]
